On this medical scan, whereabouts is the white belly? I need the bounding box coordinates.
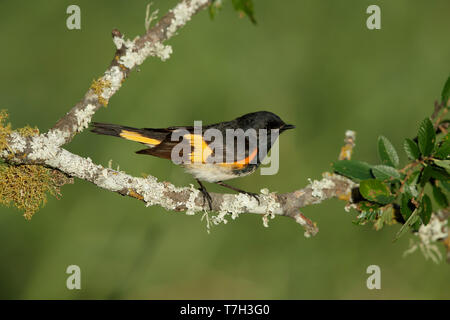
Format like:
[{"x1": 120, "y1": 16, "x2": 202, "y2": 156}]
[{"x1": 182, "y1": 163, "x2": 254, "y2": 182}]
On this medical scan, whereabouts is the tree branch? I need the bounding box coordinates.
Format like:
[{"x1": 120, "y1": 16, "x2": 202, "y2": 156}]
[{"x1": 2, "y1": 134, "x2": 356, "y2": 236}]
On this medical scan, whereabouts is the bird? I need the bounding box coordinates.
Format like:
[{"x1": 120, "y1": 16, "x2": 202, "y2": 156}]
[{"x1": 91, "y1": 111, "x2": 295, "y2": 209}]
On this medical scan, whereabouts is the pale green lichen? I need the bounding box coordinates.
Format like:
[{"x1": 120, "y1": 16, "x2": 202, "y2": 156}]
[
  {"x1": 16, "y1": 125, "x2": 39, "y2": 137},
  {"x1": 90, "y1": 78, "x2": 111, "y2": 106},
  {"x1": 0, "y1": 164, "x2": 70, "y2": 220},
  {"x1": 0, "y1": 110, "x2": 70, "y2": 219},
  {"x1": 0, "y1": 109, "x2": 12, "y2": 152}
]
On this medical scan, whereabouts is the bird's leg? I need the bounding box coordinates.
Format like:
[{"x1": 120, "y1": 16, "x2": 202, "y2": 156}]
[
  {"x1": 215, "y1": 181, "x2": 260, "y2": 205},
  {"x1": 196, "y1": 179, "x2": 213, "y2": 210}
]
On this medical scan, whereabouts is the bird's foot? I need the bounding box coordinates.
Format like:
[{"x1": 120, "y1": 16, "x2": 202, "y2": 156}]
[
  {"x1": 215, "y1": 181, "x2": 260, "y2": 205},
  {"x1": 196, "y1": 179, "x2": 213, "y2": 210},
  {"x1": 242, "y1": 191, "x2": 260, "y2": 205}
]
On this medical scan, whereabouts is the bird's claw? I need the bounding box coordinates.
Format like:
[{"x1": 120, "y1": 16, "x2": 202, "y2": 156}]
[
  {"x1": 198, "y1": 187, "x2": 213, "y2": 211},
  {"x1": 243, "y1": 191, "x2": 260, "y2": 205}
]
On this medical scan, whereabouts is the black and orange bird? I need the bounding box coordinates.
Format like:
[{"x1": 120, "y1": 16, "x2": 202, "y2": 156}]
[{"x1": 91, "y1": 111, "x2": 295, "y2": 208}]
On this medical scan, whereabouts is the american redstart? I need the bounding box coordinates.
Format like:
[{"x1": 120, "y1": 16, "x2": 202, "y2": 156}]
[{"x1": 91, "y1": 111, "x2": 295, "y2": 208}]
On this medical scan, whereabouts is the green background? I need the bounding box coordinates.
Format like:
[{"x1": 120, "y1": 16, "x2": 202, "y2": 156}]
[{"x1": 0, "y1": 0, "x2": 449, "y2": 299}]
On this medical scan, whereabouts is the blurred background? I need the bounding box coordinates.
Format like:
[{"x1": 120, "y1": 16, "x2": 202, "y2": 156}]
[{"x1": 0, "y1": 0, "x2": 449, "y2": 299}]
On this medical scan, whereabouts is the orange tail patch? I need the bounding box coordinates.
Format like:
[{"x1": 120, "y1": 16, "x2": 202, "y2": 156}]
[{"x1": 120, "y1": 130, "x2": 161, "y2": 146}]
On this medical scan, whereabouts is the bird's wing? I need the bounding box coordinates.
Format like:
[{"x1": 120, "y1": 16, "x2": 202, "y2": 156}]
[
  {"x1": 92, "y1": 122, "x2": 259, "y2": 166},
  {"x1": 138, "y1": 127, "x2": 259, "y2": 167}
]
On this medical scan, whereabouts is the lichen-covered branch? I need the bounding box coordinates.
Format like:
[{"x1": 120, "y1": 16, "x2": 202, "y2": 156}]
[{"x1": 2, "y1": 130, "x2": 356, "y2": 236}]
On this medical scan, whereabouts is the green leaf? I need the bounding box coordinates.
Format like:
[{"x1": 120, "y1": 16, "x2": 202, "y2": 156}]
[
  {"x1": 442, "y1": 75, "x2": 450, "y2": 106},
  {"x1": 417, "y1": 118, "x2": 436, "y2": 156},
  {"x1": 429, "y1": 165, "x2": 450, "y2": 179},
  {"x1": 419, "y1": 166, "x2": 435, "y2": 187},
  {"x1": 441, "y1": 180, "x2": 450, "y2": 192},
  {"x1": 356, "y1": 201, "x2": 381, "y2": 213},
  {"x1": 418, "y1": 166, "x2": 450, "y2": 188},
  {"x1": 433, "y1": 159, "x2": 450, "y2": 172},
  {"x1": 432, "y1": 185, "x2": 449, "y2": 208},
  {"x1": 419, "y1": 194, "x2": 432, "y2": 225},
  {"x1": 371, "y1": 165, "x2": 401, "y2": 181},
  {"x1": 435, "y1": 133, "x2": 450, "y2": 159},
  {"x1": 353, "y1": 208, "x2": 378, "y2": 225},
  {"x1": 419, "y1": 165, "x2": 450, "y2": 186},
  {"x1": 359, "y1": 179, "x2": 395, "y2": 204},
  {"x1": 403, "y1": 138, "x2": 420, "y2": 160},
  {"x1": 231, "y1": 0, "x2": 256, "y2": 24},
  {"x1": 407, "y1": 169, "x2": 421, "y2": 184},
  {"x1": 395, "y1": 209, "x2": 419, "y2": 241},
  {"x1": 377, "y1": 136, "x2": 399, "y2": 167},
  {"x1": 374, "y1": 206, "x2": 394, "y2": 231},
  {"x1": 404, "y1": 169, "x2": 420, "y2": 196},
  {"x1": 332, "y1": 160, "x2": 373, "y2": 181},
  {"x1": 400, "y1": 193, "x2": 414, "y2": 220},
  {"x1": 403, "y1": 183, "x2": 419, "y2": 198},
  {"x1": 208, "y1": 0, "x2": 223, "y2": 20}
]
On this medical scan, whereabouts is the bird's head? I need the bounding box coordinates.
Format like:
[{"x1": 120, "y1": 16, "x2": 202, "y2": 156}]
[{"x1": 236, "y1": 111, "x2": 295, "y2": 133}]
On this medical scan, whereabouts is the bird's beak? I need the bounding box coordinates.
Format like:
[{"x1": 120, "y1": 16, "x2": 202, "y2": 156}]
[{"x1": 280, "y1": 124, "x2": 296, "y2": 132}]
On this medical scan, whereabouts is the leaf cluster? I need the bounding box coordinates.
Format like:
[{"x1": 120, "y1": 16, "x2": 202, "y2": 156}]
[
  {"x1": 333, "y1": 76, "x2": 450, "y2": 240},
  {"x1": 209, "y1": 0, "x2": 256, "y2": 24}
]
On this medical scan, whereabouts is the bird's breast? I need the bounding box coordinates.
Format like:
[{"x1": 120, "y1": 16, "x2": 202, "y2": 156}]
[{"x1": 182, "y1": 163, "x2": 257, "y2": 182}]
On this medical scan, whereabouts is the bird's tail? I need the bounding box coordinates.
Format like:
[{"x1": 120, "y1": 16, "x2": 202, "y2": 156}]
[{"x1": 91, "y1": 122, "x2": 166, "y2": 147}]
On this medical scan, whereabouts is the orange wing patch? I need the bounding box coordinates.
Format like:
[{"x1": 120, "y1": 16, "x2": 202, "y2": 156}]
[
  {"x1": 184, "y1": 134, "x2": 213, "y2": 163},
  {"x1": 120, "y1": 130, "x2": 161, "y2": 146},
  {"x1": 219, "y1": 147, "x2": 258, "y2": 169},
  {"x1": 182, "y1": 134, "x2": 258, "y2": 168}
]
